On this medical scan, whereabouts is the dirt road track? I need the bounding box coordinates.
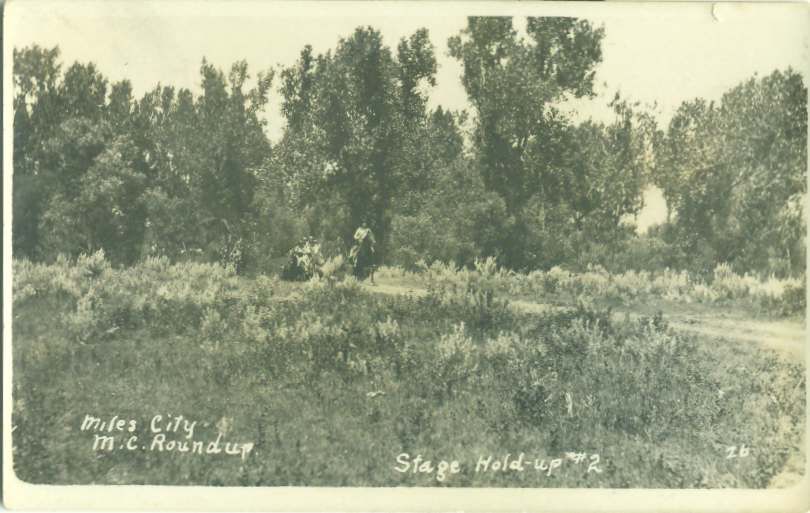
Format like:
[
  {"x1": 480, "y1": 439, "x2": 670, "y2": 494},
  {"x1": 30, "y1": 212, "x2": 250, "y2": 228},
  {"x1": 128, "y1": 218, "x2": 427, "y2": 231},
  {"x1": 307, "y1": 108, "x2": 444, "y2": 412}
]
[{"x1": 362, "y1": 281, "x2": 806, "y2": 362}]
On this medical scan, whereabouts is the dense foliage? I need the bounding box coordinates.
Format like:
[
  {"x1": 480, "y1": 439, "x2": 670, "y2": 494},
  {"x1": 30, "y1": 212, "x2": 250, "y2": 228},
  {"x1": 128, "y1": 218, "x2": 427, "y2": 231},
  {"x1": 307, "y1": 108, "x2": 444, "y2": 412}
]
[
  {"x1": 12, "y1": 17, "x2": 807, "y2": 279},
  {"x1": 653, "y1": 70, "x2": 807, "y2": 276}
]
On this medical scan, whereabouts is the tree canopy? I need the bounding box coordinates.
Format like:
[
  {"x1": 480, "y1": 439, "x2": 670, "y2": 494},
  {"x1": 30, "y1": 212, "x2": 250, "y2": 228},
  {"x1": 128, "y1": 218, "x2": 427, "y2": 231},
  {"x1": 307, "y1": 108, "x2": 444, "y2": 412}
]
[{"x1": 12, "y1": 21, "x2": 807, "y2": 278}]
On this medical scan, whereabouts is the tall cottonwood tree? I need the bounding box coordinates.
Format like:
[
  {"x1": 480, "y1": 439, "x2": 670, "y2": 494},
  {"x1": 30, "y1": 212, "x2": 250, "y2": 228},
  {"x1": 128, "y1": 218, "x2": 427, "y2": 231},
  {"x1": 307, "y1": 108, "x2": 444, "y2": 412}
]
[
  {"x1": 448, "y1": 17, "x2": 605, "y2": 267},
  {"x1": 274, "y1": 27, "x2": 437, "y2": 260},
  {"x1": 654, "y1": 69, "x2": 807, "y2": 274},
  {"x1": 134, "y1": 60, "x2": 274, "y2": 269},
  {"x1": 13, "y1": 45, "x2": 63, "y2": 259}
]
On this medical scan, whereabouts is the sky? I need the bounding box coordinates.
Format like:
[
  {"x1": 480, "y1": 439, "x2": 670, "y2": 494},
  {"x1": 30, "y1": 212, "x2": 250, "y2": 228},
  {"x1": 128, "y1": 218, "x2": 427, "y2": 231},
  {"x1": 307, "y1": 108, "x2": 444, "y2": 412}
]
[{"x1": 6, "y1": 1, "x2": 810, "y2": 233}]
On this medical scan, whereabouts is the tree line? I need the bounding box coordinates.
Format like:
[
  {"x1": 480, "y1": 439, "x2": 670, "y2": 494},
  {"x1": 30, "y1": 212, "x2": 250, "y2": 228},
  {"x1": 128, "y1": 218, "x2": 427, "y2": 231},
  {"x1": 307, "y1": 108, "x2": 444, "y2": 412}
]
[{"x1": 12, "y1": 17, "x2": 807, "y2": 277}]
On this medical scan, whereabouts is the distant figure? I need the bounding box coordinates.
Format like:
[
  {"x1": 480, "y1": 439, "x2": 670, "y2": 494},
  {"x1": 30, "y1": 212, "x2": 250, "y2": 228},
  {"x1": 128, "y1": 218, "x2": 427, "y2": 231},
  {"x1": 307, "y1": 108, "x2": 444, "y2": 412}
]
[{"x1": 350, "y1": 223, "x2": 376, "y2": 282}]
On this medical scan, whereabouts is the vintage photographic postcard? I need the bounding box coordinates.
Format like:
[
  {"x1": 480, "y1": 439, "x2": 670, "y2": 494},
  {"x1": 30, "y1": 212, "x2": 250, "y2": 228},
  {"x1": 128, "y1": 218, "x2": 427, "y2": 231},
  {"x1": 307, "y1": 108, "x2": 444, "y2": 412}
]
[{"x1": 3, "y1": 1, "x2": 809, "y2": 511}]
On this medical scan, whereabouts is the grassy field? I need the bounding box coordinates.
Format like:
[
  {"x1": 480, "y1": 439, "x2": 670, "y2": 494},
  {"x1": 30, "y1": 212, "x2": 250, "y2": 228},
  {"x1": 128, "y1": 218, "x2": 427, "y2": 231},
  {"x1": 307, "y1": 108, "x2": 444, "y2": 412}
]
[{"x1": 10, "y1": 253, "x2": 806, "y2": 487}]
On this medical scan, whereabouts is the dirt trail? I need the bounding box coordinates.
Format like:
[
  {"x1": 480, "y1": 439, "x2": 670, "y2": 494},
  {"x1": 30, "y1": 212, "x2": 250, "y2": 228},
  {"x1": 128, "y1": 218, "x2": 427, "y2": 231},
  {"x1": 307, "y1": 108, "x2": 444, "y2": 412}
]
[
  {"x1": 362, "y1": 281, "x2": 806, "y2": 362},
  {"x1": 363, "y1": 279, "x2": 807, "y2": 488}
]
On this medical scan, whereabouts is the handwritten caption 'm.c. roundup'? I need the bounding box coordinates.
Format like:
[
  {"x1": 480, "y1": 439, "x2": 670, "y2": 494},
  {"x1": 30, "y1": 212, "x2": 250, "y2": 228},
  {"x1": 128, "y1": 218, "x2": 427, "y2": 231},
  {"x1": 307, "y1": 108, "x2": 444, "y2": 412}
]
[{"x1": 80, "y1": 414, "x2": 255, "y2": 461}]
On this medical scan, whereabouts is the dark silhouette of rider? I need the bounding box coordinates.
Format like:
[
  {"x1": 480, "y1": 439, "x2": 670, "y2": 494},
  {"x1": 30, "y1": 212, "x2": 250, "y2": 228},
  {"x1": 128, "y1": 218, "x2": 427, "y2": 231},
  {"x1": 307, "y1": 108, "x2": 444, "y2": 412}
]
[{"x1": 350, "y1": 222, "x2": 376, "y2": 282}]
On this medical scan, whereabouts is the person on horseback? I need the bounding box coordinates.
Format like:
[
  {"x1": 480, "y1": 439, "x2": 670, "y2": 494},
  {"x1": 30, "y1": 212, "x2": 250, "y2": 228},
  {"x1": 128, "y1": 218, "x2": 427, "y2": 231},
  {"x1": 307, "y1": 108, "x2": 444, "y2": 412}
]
[{"x1": 350, "y1": 222, "x2": 376, "y2": 282}]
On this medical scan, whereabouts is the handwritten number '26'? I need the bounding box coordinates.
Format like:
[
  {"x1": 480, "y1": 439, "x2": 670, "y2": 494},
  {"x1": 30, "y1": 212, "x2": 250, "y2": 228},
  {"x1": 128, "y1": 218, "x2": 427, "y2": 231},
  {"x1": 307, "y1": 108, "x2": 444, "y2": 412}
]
[{"x1": 726, "y1": 445, "x2": 750, "y2": 459}]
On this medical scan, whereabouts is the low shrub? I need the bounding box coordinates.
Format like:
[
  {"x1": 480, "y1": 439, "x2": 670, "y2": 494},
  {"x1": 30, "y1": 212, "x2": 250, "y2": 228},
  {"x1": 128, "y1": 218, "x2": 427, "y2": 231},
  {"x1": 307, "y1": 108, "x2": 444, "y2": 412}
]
[
  {"x1": 423, "y1": 257, "x2": 512, "y2": 332},
  {"x1": 395, "y1": 258, "x2": 804, "y2": 317}
]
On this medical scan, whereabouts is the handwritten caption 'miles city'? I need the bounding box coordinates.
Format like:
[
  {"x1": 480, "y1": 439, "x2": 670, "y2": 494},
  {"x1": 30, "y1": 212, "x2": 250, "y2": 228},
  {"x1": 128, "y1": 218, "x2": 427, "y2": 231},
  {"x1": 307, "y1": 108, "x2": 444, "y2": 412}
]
[{"x1": 80, "y1": 414, "x2": 254, "y2": 460}]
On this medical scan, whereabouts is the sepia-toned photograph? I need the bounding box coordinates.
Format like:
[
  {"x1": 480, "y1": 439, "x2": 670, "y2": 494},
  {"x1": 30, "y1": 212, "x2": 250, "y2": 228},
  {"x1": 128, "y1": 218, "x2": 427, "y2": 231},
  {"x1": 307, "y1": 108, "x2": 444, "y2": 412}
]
[{"x1": 2, "y1": 0, "x2": 808, "y2": 510}]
